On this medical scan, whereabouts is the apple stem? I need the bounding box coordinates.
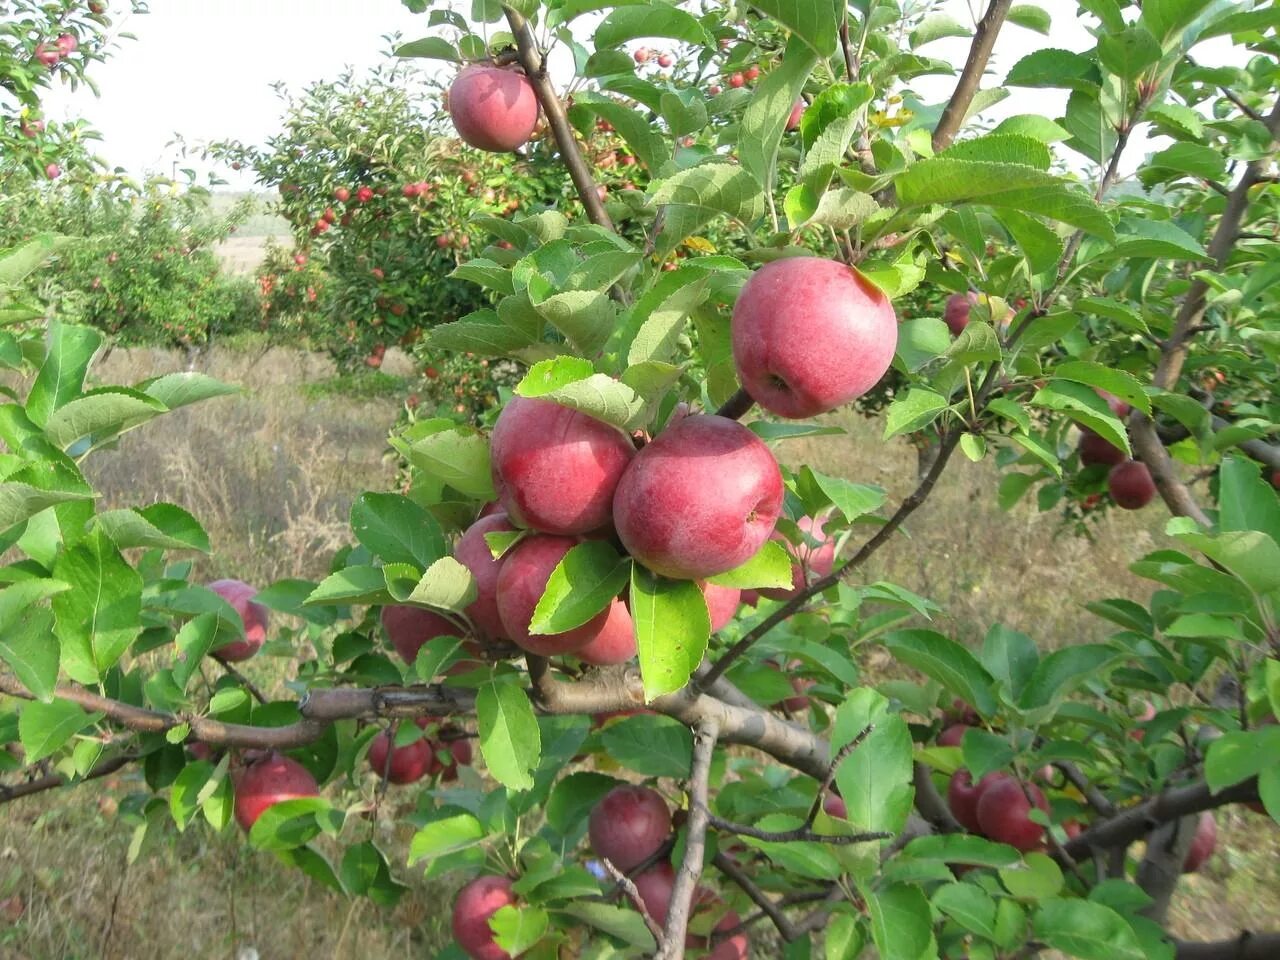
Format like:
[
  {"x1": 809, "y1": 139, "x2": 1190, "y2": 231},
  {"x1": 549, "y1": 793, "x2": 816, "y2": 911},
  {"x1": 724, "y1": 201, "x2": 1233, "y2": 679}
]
[{"x1": 714, "y1": 387, "x2": 754, "y2": 421}]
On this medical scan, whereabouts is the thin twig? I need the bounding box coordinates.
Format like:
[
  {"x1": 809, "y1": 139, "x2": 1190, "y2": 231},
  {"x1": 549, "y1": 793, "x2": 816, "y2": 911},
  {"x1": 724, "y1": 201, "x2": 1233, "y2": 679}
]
[
  {"x1": 0, "y1": 752, "x2": 137, "y2": 804},
  {"x1": 712, "y1": 851, "x2": 800, "y2": 939},
  {"x1": 601, "y1": 858, "x2": 665, "y2": 943},
  {"x1": 1055, "y1": 761, "x2": 1116, "y2": 817},
  {"x1": 802, "y1": 726, "x2": 873, "y2": 827},
  {"x1": 217, "y1": 658, "x2": 268, "y2": 706},
  {"x1": 709, "y1": 814, "x2": 890, "y2": 846},
  {"x1": 656, "y1": 718, "x2": 719, "y2": 960}
]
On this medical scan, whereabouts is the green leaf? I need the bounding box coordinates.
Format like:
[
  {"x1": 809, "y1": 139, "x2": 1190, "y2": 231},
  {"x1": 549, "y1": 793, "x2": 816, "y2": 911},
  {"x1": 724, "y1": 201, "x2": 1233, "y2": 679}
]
[
  {"x1": 1142, "y1": 0, "x2": 1215, "y2": 43},
  {"x1": 911, "y1": 14, "x2": 970, "y2": 47},
  {"x1": 173, "y1": 612, "x2": 240, "y2": 689},
  {"x1": 0, "y1": 234, "x2": 76, "y2": 285},
  {"x1": 624, "y1": 267, "x2": 712, "y2": 365},
  {"x1": 981, "y1": 624, "x2": 1040, "y2": 700},
  {"x1": 941, "y1": 134, "x2": 1052, "y2": 170},
  {"x1": 998, "y1": 209, "x2": 1064, "y2": 275},
  {"x1": 44, "y1": 387, "x2": 166, "y2": 451},
  {"x1": 248, "y1": 798, "x2": 342, "y2": 852},
  {"x1": 705, "y1": 540, "x2": 793, "y2": 590},
  {"x1": 811, "y1": 472, "x2": 887, "y2": 522},
  {"x1": 933, "y1": 882, "x2": 997, "y2": 939},
  {"x1": 408, "y1": 810, "x2": 486, "y2": 864},
  {"x1": 631, "y1": 567, "x2": 710, "y2": 701},
  {"x1": 477, "y1": 680, "x2": 540, "y2": 792},
  {"x1": 490, "y1": 905, "x2": 549, "y2": 957},
  {"x1": 1102, "y1": 220, "x2": 1207, "y2": 262},
  {"x1": 305, "y1": 565, "x2": 392, "y2": 607},
  {"x1": 93, "y1": 503, "x2": 210, "y2": 553},
  {"x1": 866, "y1": 884, "x2": 935, "y2": 960},
  {"x1": 350, "y1": 492, "x2": 446, "y2": 569},
  {"x1": 406, "y1": 558, "x2": 477, "y2": 614},
  {"x1": 885, "y1": 630, "x2": 998, "y2": 718},
  {"x1": 557, "y1": 902, "x2": 655, "y2": 952},
  {"x1": 534, "y1": 291, "x2": 617, "y2": 357},
  {"x1": 749, "y1": 0, "x2": 839, "y2": 55},
  {"x1": 740, "y1": 36, "x2": 819, "y2": 190},
  {"x1": 1018, "y1": 644, "x2": 1119, "y2": 711},
  {"x1": 1008, "y1": 4, "x2": 1051, "y2": 34},
  {"x1": 531, "y1": 541, "x2": 630, "y2": 635},
  {"x1": 170, "y1": 761, "x2": 213, "y2": 831},
  {"x1": 405, "y1": 426, "x2": 496, "y2": 500},
  {"x1": 896, "y1": 318, "x2": 953, "y2": 372},
  {"x1": 884, "y1": 388, "x2": 949, "y2": 440},
  {"x1": 649, "y1": 162, "x2": 767, "y2": 222},
  {"x1": 946, "y1": 322, "x2": 1002, "y2": 364},
  {"x1": 516, "y1": 365, "x2": 644, "y2": 431},
  {"x1": 991, "y1": 114, "x2": 1071, "y2": 142},
  {"x1": 1052, "y1": 362, "x2": 1150, "y2": 415},
  {"x1": 1001, "y1": 852, "x2": 1065, "y2": 899},
  {"x1": 26, "y1": 321, "x2": 103, "y2": 429},
  {"x1": 1097, "y1": 26, "x2": 1161, "y2": 79},
  {"x1": 1005, "y1": 48, "x2": 1099, "y2": 89},
  {"x1": 832, "y1": 688, "x2": 914, "y2": 835},
  {"x1": 19, "y1": 698, "x2": 93, "y2": 763},
  {"x1": 1205, "y1": 728, "x2": 1280, "y2": 792},
  {"x1": 50, "y1": 528, "x2": 143, "y2": 684},
  {"x1": 902, "y1": 833, "x2": 1023, "y2": 867},
  {"x1": 0, "y1": 604, "x2": 61, "y2": 702},
  {"x1": 1032, "y1": 899, "x2": 1145, "y2": 960},
  {"x1": 1031, "y1": 380, "x2": 1129, "y2": 455},
  {"x1": 594, "y1": 5, "x2": 708, "y2": 48},
  {"x1": 395, "y1": 36, "x2": 461, "y2": 61},
  {"x1": 0, "y1": 480, "x2": 94, "y2": 534},
  {"x1": 138, "y1": 372, "x2": 238, "y2": 410},
  {"x1": 600, "y1": 714, "x2": 692, "y2": 778},
  {"x1": 1219, "y1": 456, "x2": 1280, "y2": 546}
]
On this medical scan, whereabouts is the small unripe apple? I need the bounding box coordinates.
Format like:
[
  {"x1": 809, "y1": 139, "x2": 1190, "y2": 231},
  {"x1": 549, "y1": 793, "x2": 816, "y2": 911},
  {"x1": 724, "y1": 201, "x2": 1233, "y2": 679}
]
[
  {"x1": 1097, "y1": 388, "x2": 1131, "y2": 418},
  {"x1": 759, "y1": 513, "x2": 837, "y2": 600},
  {"x1": 334, "y1": 186, "x2": 350, "y2": 202},
  {"x1": 732, "y1": 256, "x2": 897, "y2": 418},
  {"x1": 20, "y1": 118, "x2": 44, "y2": 137},
  {"x1": 1079, "y1": 430, "x2": 1126, "y2": 468},
  {"x1": 1183, "y1": 812, "x2": 1217, "y2": 872},
  {"x1": 1108, "y1": 460, "x2": 1156, "y2": 510},
  {"x1": 451, "y1": 875, "x2": 516, "y2": 960},
  {"x1": 944, "y1": 291, "x2": 979, "y2": 336},
  {"x1": 497, "y1": 535, "x2": 614, "y2": 656},
  {"x1": 823, "y1": 794, "x2": 847, "y2": 819},
  {"x1": 89, "y1": 0, "x2": 106, "y2": 12},
  {"x1": 233, "y1": 752, "x2": 319, "y2": 832},
  {"x1": 634, "y1": 47, "x2": 650, "y2": 63},
  {"x1": 975, "y1": 774, "x2": 1049, "y2": 851},
  {"x1": 729, "y1": 72, "x2": 745, "y2": 88},
  {"x1": 44, "y1": 163, "x2": 61, "y2": 180},
  {"x1": 785, "y1": 100, "x2": 804, "y2": 131},
  {"x1": 589, "y1": 784, "x2": 671, "y2": 872},
  {"x1": 448, "y1": 65, "x2": 539, "y2": 152},
  {"x1": 293, "y1": 253, "x2": 307, "y2": 266},
  {"x1": 208, "y1": 579, "x2": 269, "y2": 662},
  {"x1": 381, "y1": 604, "x2": 458, "y2": 663},
  {"x1": 402, "y1": 183, "x2": 419, "y2": 198},
  {"x1": 613, "y1": 415, "x2": 783, "y2": 580},
  {"x1": 490, "y1": 396, "x2": 635, "y2": 536}
]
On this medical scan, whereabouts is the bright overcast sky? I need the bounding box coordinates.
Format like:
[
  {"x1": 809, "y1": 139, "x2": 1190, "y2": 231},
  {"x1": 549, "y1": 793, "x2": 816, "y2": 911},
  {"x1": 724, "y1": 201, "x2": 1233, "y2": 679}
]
[{"x1": 39, "y1": 0, "x2": 1225, "y2": 185}]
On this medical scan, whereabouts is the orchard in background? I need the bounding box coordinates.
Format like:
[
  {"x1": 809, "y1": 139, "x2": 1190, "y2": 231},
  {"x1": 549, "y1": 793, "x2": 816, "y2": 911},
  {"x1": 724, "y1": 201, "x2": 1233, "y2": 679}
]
[{"x1": 3, "y1": 2, "x2": 1280, "y2": 960}]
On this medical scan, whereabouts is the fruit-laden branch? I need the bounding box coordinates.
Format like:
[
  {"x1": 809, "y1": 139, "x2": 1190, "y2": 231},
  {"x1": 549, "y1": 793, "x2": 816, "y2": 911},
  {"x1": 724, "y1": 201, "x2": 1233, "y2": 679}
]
[
  {"x1": 1175, "y1": 932, "x2": 1280, "y2": 960},
  {"x1": 657, "y1": 718, "x2": 718, "y2": 960},
  {"x1": 502, "y1": 5, "x2": 614, "y2": 232},
  {"x1": 931, "y1": 0, "x2": 1014, "y2": 152},
  {"x1": 1130, "y1": 97, "x2": 1280, "y2": 523},
  {"x1": 1060, "y1": 776, "x2": 1259, "y2": 864},
  {"x1": 0, "y1": 751, "x2": 137, "y2": 804}
]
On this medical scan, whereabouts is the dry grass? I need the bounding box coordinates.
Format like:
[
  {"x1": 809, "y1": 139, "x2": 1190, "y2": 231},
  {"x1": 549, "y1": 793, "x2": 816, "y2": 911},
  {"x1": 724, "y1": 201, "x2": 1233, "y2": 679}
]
[{"x1": 1, "y1": 350, "x2": 1276, "y2": 957}]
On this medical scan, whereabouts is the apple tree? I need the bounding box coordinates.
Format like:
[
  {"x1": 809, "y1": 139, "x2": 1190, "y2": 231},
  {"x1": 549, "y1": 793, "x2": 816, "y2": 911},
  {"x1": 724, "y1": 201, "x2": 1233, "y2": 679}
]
[{"x1": 3, "y1": 1, "x2": 1280, "y2": 960}]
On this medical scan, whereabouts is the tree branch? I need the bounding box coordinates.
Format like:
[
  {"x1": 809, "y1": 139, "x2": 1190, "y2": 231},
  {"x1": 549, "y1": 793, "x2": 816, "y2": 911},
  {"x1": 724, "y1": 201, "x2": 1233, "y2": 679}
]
[
  {"x1": 712, "y1": 851, "x2": 801, "y2": 940},
  {"x1": 913, "y1": 761, "x2": 963, "y2": 832},
  {"x1": 502, "y1": 6, "x2": 614, "y2": 231},
  {"x1": 0, "y1": 751, "x2": 137, "y2": 804},
  {"x1": 1129, "y1": 97, "x2": 1280, "y2": 523},
  {"x1": 1175, "y1": 933, "x2": 1280, "y2": 960},
  {"x1": 657, "y1": 718, "x2": 718, "y2": 960},
  {"x1": 709, "y1": 814, "x2": 890, "y2": 846},
  {"x1": 601, "y1": 858, "x2": 665, "y2": 943},
  {"x1": 931, "y1": 0, "x2": 1014, "y2": 152},
  {"x1": 1136, "y1": 814, "x2": 1198, "y2": 923},
  {"x1": 1060, "y1": 776, "x2": 1258, "y2": 864}
]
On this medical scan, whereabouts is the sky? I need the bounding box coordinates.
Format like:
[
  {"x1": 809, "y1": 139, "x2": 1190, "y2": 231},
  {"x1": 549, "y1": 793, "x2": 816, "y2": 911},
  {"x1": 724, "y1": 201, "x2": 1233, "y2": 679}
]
[{"x1": 38, "y1": 0, "x2": 1222, "y2": 186}]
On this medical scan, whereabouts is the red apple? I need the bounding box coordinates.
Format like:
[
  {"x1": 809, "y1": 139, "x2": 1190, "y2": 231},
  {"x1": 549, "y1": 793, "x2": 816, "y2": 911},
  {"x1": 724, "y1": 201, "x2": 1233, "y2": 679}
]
[
  {"x1": 707, "y1": 910, "x2": 749, "y2": 960},
  {"x1": 367, "y1": 721, "x2": 433, "y2": 784},
  {"x1": 759, "y1": 512, "x2": 837, "y2": 601},
  {"x1": 633, "y1": 862, "x2": 675, "y2": 926},
  {"x1": 334, "y1": 186, "x2": 350, "y2": 202},
  {"x1": 701, "y1": 581, "x2": 741, "y2": 633},
  {"x1": 293, "y1": 253, "x2": 307, "y2": 266},
  {"x1": 1097, "y1": 388, "x2": 1132, "y2": 418},
  {"x1": 233, "y1": 752, "x2": 319, "y2": 832},
  {"x1": 435, "y1": 726, "x2": 474, "y2": 782},
  {"x1": 945, "y1": 699, "x2": 980, "y2": 725},
  {"x1": 634, "y1": 47, "x2": 650, "y2": 63},
  {"x1": 729, "y1": 72, "x2": 745, "y2": 88},
  {"x1": 490, "y1": 396, "x2": 636, "y2": 536},
  {"x1": 1108, "y1": 460, "x2": 1156, "y2": 510},
  {"x1": 658, "y1": 53, "x2": 674, "y2": 68},
  {"x1": 207, "y1": 579, "x2": 269, "y2": 662},
  {"x1": 381, "y1": 604, "x2": 458, "y2": 663},
  {"x1": 1183, "y1": 812, "x2": 1217, "y2": 872},
  {"x1": 589, "y1": 784, "x2": 672, "y2": 872},
  {"x1": 613, "y1": 415, "x2": 783, "y2": 580},
  {"x1": 448, "y1": 65, "x2": 539, "y2": 152},
  {"x1": 356, "y1": 185, "x2": 374, "y2": 203},
  {"x1": 451, "y1": 875, "x2": 516, "y2": 960},
  {"x1": 20, "y1": 118, "x2": 44, "y2": 137},
  {"x1": 744, "y1": 64, "x2": 760, "y2": 81},
  {"x1": 944, "y1": 291, "x2": 979, "y2": 336},
  {"x1": 938, "y1": 723, "x2": 970, "y2": 748},
  {"x1": 574, "y1": 600, "x2": 636, "y2": 666},
  {"x1": 56, "y1": 34, "x2": 77, "y2": 55},
  {"x1": 1079, "y1": 430, "x2": 1126, "y2": 468},
  {"x1": 454, "y1": 512, "x2": 518, "y2": 643},
  {"x1": 731, "y1": 256, "x2": 897, "y2": 418},
  {"x1": 497, "y1": 535, "x2": 614, "y2": 656},
  {"x1": 785, "y1": 100, "x2": 804, "y2": 131},
  {"x1": 44, "y1": 163, "x2": 61, "y2": 180},
  {"x1": 34, "y1": 43, "x2": 60, "y2": 67},
  {"x1": 947, "y1": 769, "x2": 990, "y2": 834},
  {"x1": 823, "y1": 793, "x2": 847, "y2": 819},
  {"x1": 975, "y1": 774, "x2": 1049, "y2": 852}
]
